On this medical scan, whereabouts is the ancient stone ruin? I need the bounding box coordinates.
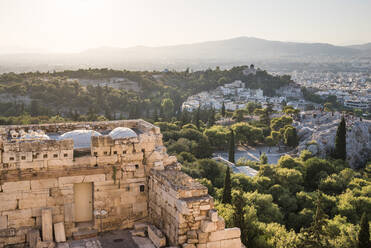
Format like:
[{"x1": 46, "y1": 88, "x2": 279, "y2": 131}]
[{"x1": 0, "y1": 120, "x2": 242, "y2": 248}]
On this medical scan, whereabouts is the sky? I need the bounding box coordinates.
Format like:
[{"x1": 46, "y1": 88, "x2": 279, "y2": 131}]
[{"x1": 0, "y1": 0, "x2": 370, "y2": 53}]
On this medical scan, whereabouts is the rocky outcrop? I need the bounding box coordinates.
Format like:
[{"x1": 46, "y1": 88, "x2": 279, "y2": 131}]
[{"x1": 296, "y1": 111, "x2": 370, "y2": 168}]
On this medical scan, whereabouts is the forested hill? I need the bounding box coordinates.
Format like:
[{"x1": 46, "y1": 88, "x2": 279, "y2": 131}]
[{"x1": 0, "y1": 66, "x2": 292, "y2": 124}]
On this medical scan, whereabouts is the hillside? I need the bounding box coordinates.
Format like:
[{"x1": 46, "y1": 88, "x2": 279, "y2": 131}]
[{"x1": 0, "y1": 37, "x2": 370, "y2": 73}]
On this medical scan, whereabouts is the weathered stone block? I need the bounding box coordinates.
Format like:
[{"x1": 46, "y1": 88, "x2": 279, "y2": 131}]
[
  {"x1": 27, "y1": 229, "x2": 40, "y2": 248},
  {"x1": 216, "y1": 217, "x2": 225, "y2": 231},
  {"x1": 200, "y1": 221, "x2": 216, "y2": 233},
  {"x1": 0, "y1": 200, "x2": 17, "y2": 211},
  {"x1": 19, "y1": 198, "x2": 47, "y2": 209},
  {"x1": 182, "y1": 244, "x2": 196, "y2": 248},
  {"x1": 209, "y1": 210, "x2": 218, "y2": 222},
  {"x1": 206, "y1": 241, "x2": 220, "y2": 248},
  {"x1": 220, "y1": 238, "x2": 241, "y2": 248},
  {"x1": 31, "y1": 179, "x2": 58, "y2": 190},
  {"x1": 148, "y1": 225, "x2": 166, "y2": 248},
  {"x1": 0, "y1": 216, "x2": 8, "y2": 230},
  {"x1": 41, "y1": 208, "x2": 53, "y2": 241},
  {"x1": 208, "y1": 228, "x2": 241, "y2": 242},
  {"x1": 178, "y1": 235, "x2": 187, "y2": 244},
  {"x1": 196, "y1": 244, "x2": 207, "y2": 248},
  {"x1": 187, "y1": 230, "x2": 197, "y2": 240},
  {"x1": 2, "y1": 181, "x2": 30, "y2": 192},
  {"x1": 58, "y1": 176, "x2": 84, "y2": 186},
  {"x1": 197, "y1": 231, "x2": 208, "y2": 244},
  {"x1": 53, "y1": 222, "x2": 66, "y2": 243}
]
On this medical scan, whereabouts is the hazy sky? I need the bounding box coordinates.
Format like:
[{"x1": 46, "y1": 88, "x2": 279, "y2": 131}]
[{"x1": 0, "y1": 0, "x2": 370, "y2": 53}]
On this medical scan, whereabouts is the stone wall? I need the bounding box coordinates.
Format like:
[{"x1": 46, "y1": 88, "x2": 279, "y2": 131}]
[
  {"x1": 149, "y1": 168, "x2": 242, "y2": 248},
  {"x1": 0, "y1": 120, "x2": 242, "y2": 247}
]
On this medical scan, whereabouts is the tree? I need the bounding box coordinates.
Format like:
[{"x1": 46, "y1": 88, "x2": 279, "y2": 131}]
[
  {"x1": 298, "y1": 192, "x2": 331, "y2": 248},
  {"x1": 208, "y1": 108, "x2": 216, "y2": 127},
  {"x1": 284, "y1": 126, "x2": 299, "y2": 147},
  {"x1": 232, "y1": 190, "x2": 246, "y2": 234},
  {"x1": 358, "y1": 212, "x2": 370, "y2": 248},
  {"x1": 228, "y1": 129, "x2": 235, "y2": 163},
  {"x1": 221, "y1": 101, "x2": 226, "y2": 117},
  {"x1": 161, "y1": 98, "x2": 174, "y2": 120},
  {"x1": 153, "y1": 108, "x2": 159, "y2": 122},
  {"x1": 194, "y1": 106, "x2": 201, "y2": 129},
  {"x1": 232, "y1": 109, "x2": 247, "y2": 122},
  {"x1": 333, "y1": 116, "x2": 346, "y2": 160},
  {"x1": 222, "y1": 167, "x2": 232, "y2": 204},
  {"x1": 260, "y1": 152, "x2": 268, "y2": 164}
]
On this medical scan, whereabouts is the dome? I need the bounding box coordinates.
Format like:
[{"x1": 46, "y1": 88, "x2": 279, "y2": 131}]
[
  {"x1": 109, "y1": 127, "x2": 137, "y2": 139},
  {"x1": 59, "y1": 130, "x2": 101, "y2": 148},
  {"x1": 18, "y1": 132, "x2": 50, "y2": 141}
]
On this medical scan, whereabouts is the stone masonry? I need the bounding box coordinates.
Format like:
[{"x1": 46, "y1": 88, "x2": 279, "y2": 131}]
[{"x1": 0, "y1": 120, "x2": 241, "y2": 247}]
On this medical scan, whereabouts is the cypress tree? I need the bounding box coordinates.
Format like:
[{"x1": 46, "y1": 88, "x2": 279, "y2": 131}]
[
  {"x1": 334, "y1": 116, "x2": 346, "y2": 160},
  {"x1": 358, "y1": 212, "x2": 370, "y2": 248},
  {"x1": 221, "y1": 101, "x2": 226, "y2": 117},
  {"x1": 228, "y1": 129, "x2": 235, "y2": 163},
  {"x1": 208, "y1": 107, "x2": 216, "y2": 127},
  {"x1": 153, "y1": 109, "x2": 159, "y2": 122},
  {"x1": 232, "y1": 190, "x2": 246, "y2": 238},
  {"x1": 195, "y1": 106, "x2": 201, "y2": 129},
  {"x1": 222, "y1": 167, "x2": 232, "y2": 204}
]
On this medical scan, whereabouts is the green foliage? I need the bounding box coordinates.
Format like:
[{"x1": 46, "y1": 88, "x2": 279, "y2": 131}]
[
  {"x1": 232, "y1": 122, "x2": 264, "y2": 145},
  {"x1": 300, "y1": 150, "x2": 314, "y2": 161},
  {"x1": 303, "y1": 157, "x2": 336, "y2": 191},
  {"x1": 270, "y1": 115, "x2": 293, "y2": 131},
  {"x1": 283, "y1": 126, "x2": 299, "y2": 147},
  {"x1": 297, "y1": 192, "x2": 332, "y2": 248},
  {"x1": 203, "y1": 125, "x2": 229, "y2": 150},
  {"x1": 260, "y1": 152, "x2": 268, "y2": 164},
  {"x1": 333, "y1": 116, "x2": 347, "y2": 160},
  {"x1": 222, "y1": 167, "x2": 232, "y2": 204},
  {"x1": 228, "y1": 129, "x2": 235, "y2": 163},
  {"x1": 358, "y1": 212, "x2": 370, "y2": 248}
]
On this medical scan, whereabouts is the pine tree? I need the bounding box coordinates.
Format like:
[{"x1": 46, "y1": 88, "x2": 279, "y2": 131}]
[
  {"x1": 334, "y1": 116, "x2": 346, "y2": 160},
  {"x1": 221, "y1": 101, "x2": 226, "y2": 117},
  {"x1": 298, "y1": 191, "x2": 331, "y2": 248},
  {"x1": 228, "y1": 129, "x2": 235, "y2": 163},
  {"x1": 358, "y1": 212, "x2": 370, "y2": 248},
  {"x1": 222, "y1": 167, "x2": 232, "y2": 204}
]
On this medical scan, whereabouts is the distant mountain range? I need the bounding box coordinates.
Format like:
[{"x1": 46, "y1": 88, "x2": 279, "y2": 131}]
[{"x1": 0, "y1": 37, "x2": 370, "y2": 73}]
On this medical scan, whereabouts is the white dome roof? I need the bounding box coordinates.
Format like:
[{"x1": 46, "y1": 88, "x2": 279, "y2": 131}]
[
  {"x1": 59, "y1": 130, "x2": 101, "y2": 148},
  {"x1": 19, "y1": 132, "x2": 50, "y2": 141},
  {"x1": 109, "y1": 127, "x2": 137, "y2": 139}
]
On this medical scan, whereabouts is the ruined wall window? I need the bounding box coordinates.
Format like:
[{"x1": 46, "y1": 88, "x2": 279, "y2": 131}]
[
  {"x1": 122, "y1": 150, "x2": 127, "y2": 155},
  {"x1": 135, "y1": 164, "x2": 139, "y2": 169},
  {"x1": 140, "y1": 185, "x2": 145, "y2": 192},
  {"x1": 43, "y1": 154, "x2": 48, "y2": 159},
  {"x1": 113, "y1": 151, "x2": 117, "y2": 155},
  {"x1": 21, "y1": 156, "x2": 26, "y2": 160},
  {"x1": 104, "y1": 151, "x2": 108, "y2": 155},
  {"x1": 64, "y1": 153, "x2": 68, "y2": 158},
  {"x1": 33, "y1": 154, "x2": 38, "y2": 159},
  {"x1": 9, "y1": 157, "x2": 14, "y2": 161},
  {"x1": 53, "y1": 154, "x2": 58, "y2": 158},
  {"x1": 93, "y1": 152, "x2": 98, "y2": 156}
]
